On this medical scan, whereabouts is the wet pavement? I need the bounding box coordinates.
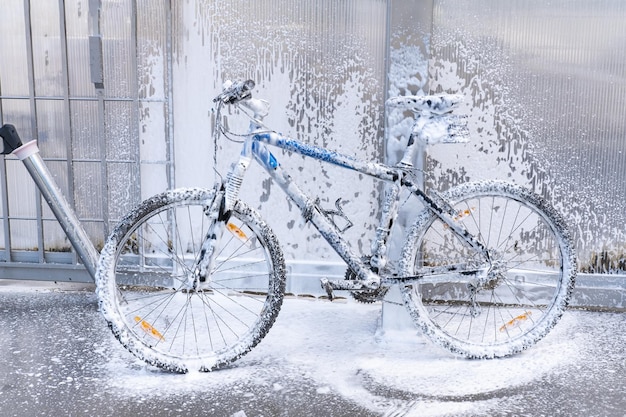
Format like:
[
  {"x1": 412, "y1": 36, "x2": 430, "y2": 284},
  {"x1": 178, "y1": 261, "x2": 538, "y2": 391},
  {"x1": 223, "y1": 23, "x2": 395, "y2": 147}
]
[{"x1": 0, "y1": 281, "x2": 624, "y2": 417}]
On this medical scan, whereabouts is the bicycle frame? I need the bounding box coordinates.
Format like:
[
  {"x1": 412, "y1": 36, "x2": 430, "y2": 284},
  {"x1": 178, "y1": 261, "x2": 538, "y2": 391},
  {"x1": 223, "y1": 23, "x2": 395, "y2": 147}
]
[{"x1": 219, "y1": 114, "x2": 489, "y2": 291}]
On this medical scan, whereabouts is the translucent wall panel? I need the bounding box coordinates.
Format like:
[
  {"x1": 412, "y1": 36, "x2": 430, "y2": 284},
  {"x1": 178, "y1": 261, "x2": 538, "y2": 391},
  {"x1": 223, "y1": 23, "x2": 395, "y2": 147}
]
[
  {"x1": 429, "y1": 0, "x2": 626, "y2": 274},
  {"x1": 100, "y1": 0, "x2": 135, "y2": 99},
  {"x1": 6, "y1": 160, "x2": 37, "y2": 219},
  {"x1": 139, "y1": 102, "x2": 169, "y2": 200},
  {"x1": 136, "y1": 1, "x2": 171, "y2": 200},
  {"x1": 30, "y1": 0, "x2": 65, "y2": 97},
  {"x1": 136, "y1": 0, "x2": 168, "y2": 102},
  {"x1": 6, "y1": 156, "x2": 38, "y2": 251},
  {"x1": 35, "y1": 100, "x2": 69, "y2": 158},
  {"x1": 0, "y1": 99, "x2": 33, "y2": 141},
  {"x1": 73, "y1": 162, "x2": 103, "y2": 220},
  {"x1": 10, "y1": 220, "x2": 38, "y2": 251},
  {"x1": 70, "y1": 100, "x2": 101, "y2": 160},
  {"x1": 64, "y1": 1, "x2": 96, "y2": 98},
  {"x1": 43, "y1": 220, "x2": 71, "y2": 253},
  {"x1": 0, "y1": 0, "x2": 30, "y2": 96},
  {"x1": 107, "y1": 162, "x2": 137, "y2": 221},
  {"x1": 1, "y1": 0, "x2": 620, "y2": 284},
  {"x1": 0, "y1": 1, "x2": 103, "y2": 258},
  {"x1": 104, "y1": 101, "x2": 135, "y2": 160}
]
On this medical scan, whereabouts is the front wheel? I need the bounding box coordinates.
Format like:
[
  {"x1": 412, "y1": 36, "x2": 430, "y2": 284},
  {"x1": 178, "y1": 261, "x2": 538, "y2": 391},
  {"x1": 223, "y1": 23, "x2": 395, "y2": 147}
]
[
  {"x1": 96, "y1": 188, "x2": 286, "y2": 372},
  {"x1": 400, "y1": 181, "x2": 576, "y2": 358}
]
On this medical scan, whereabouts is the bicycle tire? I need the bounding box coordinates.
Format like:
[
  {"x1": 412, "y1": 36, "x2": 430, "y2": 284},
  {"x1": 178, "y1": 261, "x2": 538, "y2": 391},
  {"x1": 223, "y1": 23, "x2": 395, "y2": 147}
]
[
  {"x1": 399, "y1": 180, "x2": 576, "y2": 358},
  {"x1": 96, "y1": 187, "x2": 286, "y2": 372}
]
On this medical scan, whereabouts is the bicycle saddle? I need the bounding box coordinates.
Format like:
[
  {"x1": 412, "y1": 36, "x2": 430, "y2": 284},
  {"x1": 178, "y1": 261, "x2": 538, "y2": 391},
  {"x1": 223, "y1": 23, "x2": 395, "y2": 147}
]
[{"x1": 385, "y1": 94, "x2": 463, "y2": 115}]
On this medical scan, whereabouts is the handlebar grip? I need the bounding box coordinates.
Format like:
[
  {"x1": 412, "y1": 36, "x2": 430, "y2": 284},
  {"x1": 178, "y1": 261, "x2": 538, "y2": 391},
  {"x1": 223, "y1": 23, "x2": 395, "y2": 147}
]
[
  {"x1": 213, "y1": 80, "x2": 255, "y2": 104},
  {"x1": 0, "y1": 124, "x2": 24, "y2": 155}
]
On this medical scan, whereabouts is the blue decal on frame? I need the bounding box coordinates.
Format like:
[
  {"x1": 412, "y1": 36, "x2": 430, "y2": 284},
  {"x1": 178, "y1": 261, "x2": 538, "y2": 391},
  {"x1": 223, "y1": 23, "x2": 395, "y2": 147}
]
[{"x1": 252, "y1": 141, "x2": 279, "y2": 170}]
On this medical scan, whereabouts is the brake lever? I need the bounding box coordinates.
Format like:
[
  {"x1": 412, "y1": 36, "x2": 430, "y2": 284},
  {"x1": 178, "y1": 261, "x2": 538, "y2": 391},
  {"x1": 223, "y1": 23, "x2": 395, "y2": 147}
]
[{"x1": 213, "y1": 80, "x2": 255, "y2": 104}]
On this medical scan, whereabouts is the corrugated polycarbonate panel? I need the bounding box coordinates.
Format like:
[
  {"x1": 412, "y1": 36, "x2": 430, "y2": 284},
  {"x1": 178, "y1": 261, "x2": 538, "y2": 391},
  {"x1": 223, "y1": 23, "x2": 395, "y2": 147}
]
[
  {"x1": 0, "y1": 1, "x2": 103, "y2": 255},
  {"x1": 429, "y1": 0, "x2": 626, "y2": 274},
  {"x1": 100, "y1": 0, "x2": 135, "y2": 99},
  {"x1": 64, "y1": 1, "x2": 96, "y2": 98},
  {"x1": 43, "y1": 220, "x2": 71, "y2": 252},
  {"x1": 136, "y1": 0, "x2": 171, "y2": 200},
  {"x1": 9, "y1": 219, "x2": 38, "y2": 251},
  {"x1": 29, "y1": 0, "x2": 65, "y2": 97},
  {"x1": 70, "y1": 100, "x2": 100, "y2": 160},
  {"x1": 6, "y1": 159, "x2": 37, "y2": 219},
  {"x1": 0, "y1": 0, "x2": 30, "y2": 96},
  {"x1": 35, "y1": 100, "x2": 69, "y2": 159},
  {"x1": 104, "y1": 100, "x2": 135, "y2": 161},
  {"x1": 0, "y1": 99, "x2": 33, "y2": 142},
  {"x1": 136, "y1": 0, "x2": 168, "y2": 102},
  {"x1": 73, "y1": 161, "x2": 103, "y2": 219},
  {"x1": 386, "y1": 0, "x2": 433, "y2": 167},
  {"x1": 107, "y1": 162, "x2": 137, "y2": 221}
]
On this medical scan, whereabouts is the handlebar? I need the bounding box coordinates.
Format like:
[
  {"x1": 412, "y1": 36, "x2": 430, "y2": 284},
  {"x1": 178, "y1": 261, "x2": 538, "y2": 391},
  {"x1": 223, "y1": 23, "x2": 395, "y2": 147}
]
[
  {"x1": 213, "y1": 80, "x2": 255, "y2": 105},
  {"x1": 0, "y1": 124, "x2": 24, "y2": 155}
]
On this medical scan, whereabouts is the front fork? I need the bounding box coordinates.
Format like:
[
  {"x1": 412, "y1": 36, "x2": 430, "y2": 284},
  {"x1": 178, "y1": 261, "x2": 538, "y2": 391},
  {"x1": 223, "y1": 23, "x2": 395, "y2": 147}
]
[
  {"x1": 186, "y1": 144, "x2": 253, "y2": 290},
  {"x1": 183, "y1": 188, "x2": 225, "y2": 290}
]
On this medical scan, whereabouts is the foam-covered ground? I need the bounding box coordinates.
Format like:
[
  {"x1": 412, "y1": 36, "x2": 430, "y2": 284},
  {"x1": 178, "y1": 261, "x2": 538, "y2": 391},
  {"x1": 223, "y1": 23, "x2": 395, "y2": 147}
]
[{"x1": 0, "y1": 281, "x2": 623, "y2": 417}]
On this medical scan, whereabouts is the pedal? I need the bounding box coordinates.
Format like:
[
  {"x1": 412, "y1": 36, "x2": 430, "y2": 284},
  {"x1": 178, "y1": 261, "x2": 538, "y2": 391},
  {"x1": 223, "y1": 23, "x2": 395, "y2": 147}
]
[{"x1": 320, "y1": 278, "x2": 335, "y2": 301}]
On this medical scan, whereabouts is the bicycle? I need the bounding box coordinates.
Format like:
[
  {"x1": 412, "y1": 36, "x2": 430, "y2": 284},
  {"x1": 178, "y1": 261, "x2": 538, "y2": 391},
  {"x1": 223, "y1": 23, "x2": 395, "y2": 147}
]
[
  {"x1": 94, "y1": 79, "x2": 577, "y2": 372},
  {"x1": 1, "y1": 80, "x2": 577, "y2": 374}
]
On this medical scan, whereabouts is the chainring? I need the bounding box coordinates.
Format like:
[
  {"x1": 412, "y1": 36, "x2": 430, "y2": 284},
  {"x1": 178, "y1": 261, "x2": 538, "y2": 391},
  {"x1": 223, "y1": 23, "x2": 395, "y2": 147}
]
[{"x1": 345, "y1": 257, "x2": 389, "y2": 303}]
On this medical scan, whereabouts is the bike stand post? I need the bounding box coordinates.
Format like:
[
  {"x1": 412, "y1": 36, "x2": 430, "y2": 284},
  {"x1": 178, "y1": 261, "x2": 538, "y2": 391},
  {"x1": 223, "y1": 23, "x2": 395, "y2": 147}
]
[
  {"x1": 0, "y1": 125, "x2": 100, "y2": 281},
  {"x1": 381, "y1": 285, "x2": 414, "y2": 331}
]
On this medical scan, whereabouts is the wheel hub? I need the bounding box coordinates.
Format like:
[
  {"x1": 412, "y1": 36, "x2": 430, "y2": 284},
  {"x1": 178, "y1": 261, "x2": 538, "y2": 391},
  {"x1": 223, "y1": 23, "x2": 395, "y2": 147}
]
[{"x1": 483, "y1": 259, "x2": 506, "y2": 290}]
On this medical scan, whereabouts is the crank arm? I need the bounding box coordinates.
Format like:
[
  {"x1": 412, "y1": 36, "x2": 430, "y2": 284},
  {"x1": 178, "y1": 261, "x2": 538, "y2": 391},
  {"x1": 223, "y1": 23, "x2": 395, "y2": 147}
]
[{"x1": 320, "y1": 278, "x2": 380, "y2": 301}]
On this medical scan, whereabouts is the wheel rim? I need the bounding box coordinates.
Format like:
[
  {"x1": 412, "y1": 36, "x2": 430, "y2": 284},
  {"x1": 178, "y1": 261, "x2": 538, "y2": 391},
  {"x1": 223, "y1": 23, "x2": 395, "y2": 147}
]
[
  {"x1": 110, "y1": 200, "x2": 277, "y2": 367},
  {"x1": 403, "y1": 186, "x2": 572, "y2": 355}
]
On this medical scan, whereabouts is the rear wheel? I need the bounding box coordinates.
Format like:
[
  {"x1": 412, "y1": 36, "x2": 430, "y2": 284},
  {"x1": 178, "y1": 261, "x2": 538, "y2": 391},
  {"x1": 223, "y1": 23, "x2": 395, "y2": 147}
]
[
  {"x1": 400, "y1": 181, "x2": 576, "y2": 358},
  {"x1": 96, "y1": 188, "x2": 286, "y2": 372}
]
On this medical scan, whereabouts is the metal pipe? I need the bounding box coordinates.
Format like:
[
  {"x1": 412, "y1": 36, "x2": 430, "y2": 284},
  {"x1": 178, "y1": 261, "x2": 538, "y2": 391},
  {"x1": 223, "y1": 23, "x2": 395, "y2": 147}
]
[{"x1": 14, "y1": 140, "x2": 100, "y2": 280}]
